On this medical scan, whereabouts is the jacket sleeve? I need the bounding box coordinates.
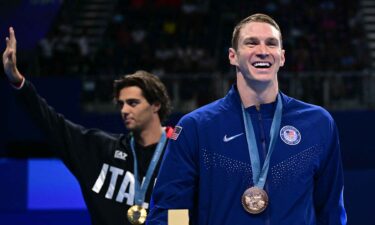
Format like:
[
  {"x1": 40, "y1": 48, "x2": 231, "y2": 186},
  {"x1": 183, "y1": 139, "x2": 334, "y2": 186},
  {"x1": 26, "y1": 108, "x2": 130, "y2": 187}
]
[
  {"x1": 14, "y1": 80, "x2": 115, "y2": 177},
  {"x1": 147, "y1": 115, "x2": 199, "y2": 225},
  {"x1": 314, "y1": 118, "x2": 347, "y2": 225}
]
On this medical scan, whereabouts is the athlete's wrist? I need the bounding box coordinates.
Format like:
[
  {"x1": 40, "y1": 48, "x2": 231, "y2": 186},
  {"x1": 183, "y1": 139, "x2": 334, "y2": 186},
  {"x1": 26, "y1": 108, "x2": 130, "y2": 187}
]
[{"x1": 10, "y1": 73, "x2": 25, "y2": 89}]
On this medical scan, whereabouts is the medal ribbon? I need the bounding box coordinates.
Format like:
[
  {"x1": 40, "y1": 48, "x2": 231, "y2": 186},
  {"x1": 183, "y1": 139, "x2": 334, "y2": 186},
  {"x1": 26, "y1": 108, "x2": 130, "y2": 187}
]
[
  {"x1": 130, "y1": 131, "x2": 167, "y2": 206},
  {"x1": 242, "y1": 93, "x2": 282, "y2": 189}
]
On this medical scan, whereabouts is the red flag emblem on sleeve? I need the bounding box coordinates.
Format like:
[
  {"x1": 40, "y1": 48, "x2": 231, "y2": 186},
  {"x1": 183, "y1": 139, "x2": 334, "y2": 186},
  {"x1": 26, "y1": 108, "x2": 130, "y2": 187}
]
[{"x1": 171, "y1": 126, "x2": 183, "y2": 140}]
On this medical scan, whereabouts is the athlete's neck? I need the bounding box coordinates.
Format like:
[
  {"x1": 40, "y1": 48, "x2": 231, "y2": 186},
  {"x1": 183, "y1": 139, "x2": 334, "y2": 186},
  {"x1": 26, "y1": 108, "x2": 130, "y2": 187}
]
[
  {"x1": 133, "y1": 123, "x2": 164, "y2": 147},
  {"x1": 236, "y1": 74, "x2": 279, "y2": 109}
]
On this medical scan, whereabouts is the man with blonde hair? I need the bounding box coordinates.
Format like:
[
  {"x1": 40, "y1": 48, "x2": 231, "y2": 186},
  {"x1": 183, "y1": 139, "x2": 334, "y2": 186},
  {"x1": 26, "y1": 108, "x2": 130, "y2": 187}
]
[{"x1": 147, "y1": 13, "x2": 347, "y2": 225}]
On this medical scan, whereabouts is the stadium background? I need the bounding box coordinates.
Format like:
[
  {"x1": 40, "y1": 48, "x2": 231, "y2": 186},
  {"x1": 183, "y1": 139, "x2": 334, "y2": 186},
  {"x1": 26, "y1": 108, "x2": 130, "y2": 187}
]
[{"x1": 0, "y1": 0, "x2": 374, "y2": 224}]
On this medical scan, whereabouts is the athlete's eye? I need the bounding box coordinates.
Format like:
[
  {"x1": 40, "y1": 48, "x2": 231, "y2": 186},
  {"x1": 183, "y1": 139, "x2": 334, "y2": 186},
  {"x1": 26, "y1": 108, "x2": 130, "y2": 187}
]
[
  {"x1": 126, "y1": 99, "x2": 140, "y2": 107},
  {"x1": 266, "y1": 38, "x2": 279, "y2": 47},
  {"x1": 244, "y1": 38, "x2": 259, "y2": 47},
  {"x1": 116, "y1": 100, "x2": 124, "y2": 109}
]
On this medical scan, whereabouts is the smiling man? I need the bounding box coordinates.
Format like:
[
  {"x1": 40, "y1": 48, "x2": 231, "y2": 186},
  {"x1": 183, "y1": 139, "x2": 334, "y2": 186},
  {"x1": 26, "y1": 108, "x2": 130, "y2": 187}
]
[
  {"x1": 3, "y1": 27, "x2": 173, "y2": 225},
  {"x1": 147, "y1": 13, "x2": 347, "y2": 225}
]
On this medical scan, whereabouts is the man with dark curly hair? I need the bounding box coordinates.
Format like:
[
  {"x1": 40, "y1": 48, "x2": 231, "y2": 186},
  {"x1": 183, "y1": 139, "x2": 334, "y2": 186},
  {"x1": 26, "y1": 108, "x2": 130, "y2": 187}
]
[{"x1": 3, "y1": 27, "x2": 173, "y2": 225}]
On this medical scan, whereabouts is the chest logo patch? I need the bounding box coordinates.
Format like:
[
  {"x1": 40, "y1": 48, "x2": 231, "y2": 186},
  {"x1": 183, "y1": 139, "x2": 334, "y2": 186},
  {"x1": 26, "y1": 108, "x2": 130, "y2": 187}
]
[
  {"x1": 280, "y1": 125, "x2": 301, "y2": 145},
  {"x1": 223, "y1": 133, "x2": 244, "y2": 142},
  {"x1": 114, "y1": 150, "x2": 128, "y2": 161}
]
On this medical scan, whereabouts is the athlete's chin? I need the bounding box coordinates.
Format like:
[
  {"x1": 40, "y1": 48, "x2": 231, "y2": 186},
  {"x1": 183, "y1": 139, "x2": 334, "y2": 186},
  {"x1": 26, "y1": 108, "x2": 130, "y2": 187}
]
[
  {"x1": 124, "y1": 122, "x2": 136, "y2": 130},
  {"x1": 248, "y1": 71, "x2": 275, "y2": 81},
  {"x1": 247, "y1": 74, "x2": 274, "y2": 83}
]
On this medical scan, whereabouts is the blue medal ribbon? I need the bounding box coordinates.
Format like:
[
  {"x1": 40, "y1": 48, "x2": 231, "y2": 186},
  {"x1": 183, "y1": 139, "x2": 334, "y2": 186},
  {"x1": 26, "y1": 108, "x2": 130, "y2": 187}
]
[
  {"x1": 242, "y1": 93, "x2": 282, "y2": 189},
  {"x1": 130, "y1": 131, "x2": 167, "y2": 206}
]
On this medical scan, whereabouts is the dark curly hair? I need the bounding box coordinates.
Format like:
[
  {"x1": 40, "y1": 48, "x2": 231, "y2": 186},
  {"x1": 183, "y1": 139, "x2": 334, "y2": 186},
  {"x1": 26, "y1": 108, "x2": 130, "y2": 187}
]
[{"x1": 113, "y1": 70, "x2": 172, "y2": 122}]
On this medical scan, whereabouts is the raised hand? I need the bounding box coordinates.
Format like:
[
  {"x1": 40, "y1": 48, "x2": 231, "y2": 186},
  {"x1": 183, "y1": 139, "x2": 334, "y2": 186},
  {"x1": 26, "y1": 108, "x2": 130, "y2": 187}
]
[{"x1": 2, "y1": 27, "x2": 23, "y2": 83}]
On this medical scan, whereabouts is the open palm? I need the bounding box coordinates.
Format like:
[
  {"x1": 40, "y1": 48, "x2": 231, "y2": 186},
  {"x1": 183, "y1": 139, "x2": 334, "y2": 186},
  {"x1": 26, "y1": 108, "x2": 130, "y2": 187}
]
[{"x1": 2, "y1": 27, "x2": 22, "y2": 83}]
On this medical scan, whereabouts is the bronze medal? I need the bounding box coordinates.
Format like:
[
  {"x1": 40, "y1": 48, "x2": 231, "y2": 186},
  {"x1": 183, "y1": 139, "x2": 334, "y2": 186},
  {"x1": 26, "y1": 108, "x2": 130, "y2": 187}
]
[
  {"x1": 127, "y1": 205, "x2": 147, "y2": 225},
  {"x1": 241, "y1": 186, "x2": 269, "y2": 214}
]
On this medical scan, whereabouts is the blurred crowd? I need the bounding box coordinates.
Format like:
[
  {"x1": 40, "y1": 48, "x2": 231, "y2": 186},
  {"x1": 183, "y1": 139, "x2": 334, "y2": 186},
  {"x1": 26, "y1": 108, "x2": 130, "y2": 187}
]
[
  {"x1": 30, "y1": 0, "x2": 371, "y2": 111},
  {"x1": 35, "y1": 0, "x2": 368, "y2": 77}
]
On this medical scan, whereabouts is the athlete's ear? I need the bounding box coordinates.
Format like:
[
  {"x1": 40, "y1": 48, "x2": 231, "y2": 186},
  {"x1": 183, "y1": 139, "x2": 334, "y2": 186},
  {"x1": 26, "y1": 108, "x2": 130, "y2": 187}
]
[
  {"x1": 280, "y1": 49, "x2": 285, "y2": 67},
  {"x1": 152, "y1": 102, "x2": 161, "y2": 113},
  {"x1": 229, "y1": 48, "x2": 239, "y2": 66}
]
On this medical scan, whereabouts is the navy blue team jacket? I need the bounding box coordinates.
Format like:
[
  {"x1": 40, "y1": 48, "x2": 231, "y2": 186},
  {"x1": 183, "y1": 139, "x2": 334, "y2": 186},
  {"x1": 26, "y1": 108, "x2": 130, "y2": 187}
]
[{"x1": 148, "y1": 85, "x2": 346, "y2": 225}]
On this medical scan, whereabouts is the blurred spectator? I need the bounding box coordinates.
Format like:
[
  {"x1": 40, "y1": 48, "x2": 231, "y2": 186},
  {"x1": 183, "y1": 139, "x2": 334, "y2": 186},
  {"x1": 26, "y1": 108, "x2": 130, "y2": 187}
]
[
  {"x1": 37, "y1": 32, "x2": 55, "y2": 75},
  {"x1": 74, "y1": 29, "x2": 91, "y2": 75}
]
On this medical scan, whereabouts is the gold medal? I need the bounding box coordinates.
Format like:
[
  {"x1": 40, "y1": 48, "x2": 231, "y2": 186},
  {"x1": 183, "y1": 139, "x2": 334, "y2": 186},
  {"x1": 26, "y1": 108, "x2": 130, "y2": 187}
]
[
  {"x1": 241, "y1": 187, "x2": 268, "y2": 214},
  {"x1": 127, "y1": 205, "x2": 147, "y2": 225}
]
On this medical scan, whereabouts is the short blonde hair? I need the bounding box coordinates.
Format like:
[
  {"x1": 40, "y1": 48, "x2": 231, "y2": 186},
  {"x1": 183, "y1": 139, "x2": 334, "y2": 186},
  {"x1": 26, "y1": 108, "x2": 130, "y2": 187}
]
[{"x1": 231, "y1": 13, "x2": 282, "y2": 50}]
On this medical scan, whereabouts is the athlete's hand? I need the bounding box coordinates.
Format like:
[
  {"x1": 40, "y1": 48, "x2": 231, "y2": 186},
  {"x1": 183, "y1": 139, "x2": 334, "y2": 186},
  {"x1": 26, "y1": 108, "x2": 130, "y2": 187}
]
[{"x1": 2, "y1": 27, "x2": 23, "y2": 83}]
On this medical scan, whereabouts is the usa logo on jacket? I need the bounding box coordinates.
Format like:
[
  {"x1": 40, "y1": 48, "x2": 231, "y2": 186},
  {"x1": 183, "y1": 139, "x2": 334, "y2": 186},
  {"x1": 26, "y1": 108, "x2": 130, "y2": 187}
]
[{"x1": 280, "y1": 125, "x2": 301, "y2": 145}]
